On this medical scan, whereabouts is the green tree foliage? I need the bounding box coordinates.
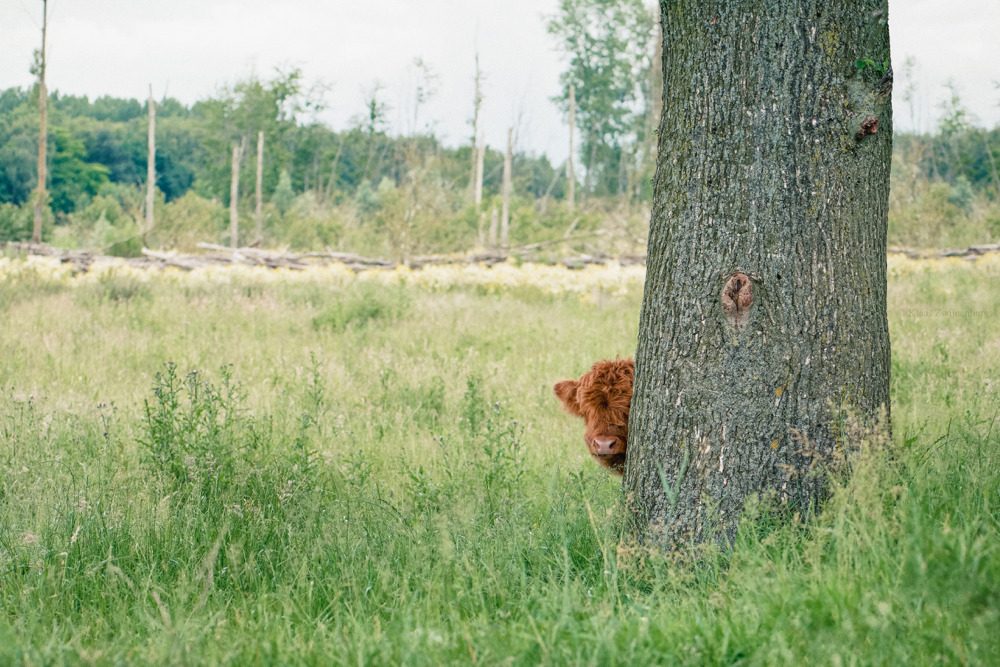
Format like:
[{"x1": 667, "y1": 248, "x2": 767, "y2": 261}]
[
  {"x1": 193, "y1": 68, "x2": 321, "y2": 203},
  {"x1": 888, "y1": 86, "x2": 1000, "y2": 247},
  {"x1": 272, "y1": 169, "x2": 294, "y2": 216},
  {"x1": 547, "y1": 0, "x2": 652, "y2": 197},
  {"x1": 48, "y1": 127, "x2": 110, "y2": 213},
  {"x1": 0, "y1": 88, "x2": 39, "y2": 206}
]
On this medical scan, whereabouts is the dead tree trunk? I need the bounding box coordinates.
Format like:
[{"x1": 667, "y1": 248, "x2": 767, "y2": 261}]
[
  {"x1": 468, "y1": 52, "x2": 485, "y2": 204},
  {"x1": 32, "y1": 0, "x2": 48, "y2": 244},
  {"x1": 255, "y1": 131, "x2": 264, "y2": 244},
  {"x1": 229, "y1": 141, "x2": 243, "y2": 251},
  {"x1": 625, "y1": 0, "x2": 893, "y2": 548},
  {"x1": 474, "y1": 137, "x2": 485, "y2": 209},
  {"x1": 500, "y1": 128, "x2": 513, "y2": 248},
  {"x1": 567, "y1": 83, "x2": 576, "y2": 213},
  {"x1": 145, "y1": 85, "x2": 156, "y2": 240}
]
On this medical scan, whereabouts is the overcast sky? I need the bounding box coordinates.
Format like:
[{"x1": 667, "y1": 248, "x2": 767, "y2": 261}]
[{"x1": 1, "y1": 0, "x2": 998, "y2": 165}]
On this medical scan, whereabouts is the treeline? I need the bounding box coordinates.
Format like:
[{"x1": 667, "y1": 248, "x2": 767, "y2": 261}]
[
  {"x1": 0, "y1": 78, "x2": 598, "y2": 258},
  {"x1": 1, "y1": 0, "x2": 665, "y2": 259},
  {"x1": 0, "y1": 81, "x2": 655, "y2": 259},
  {"x1": 2, "y1": 80, "x2": 999, "y2": 255}
]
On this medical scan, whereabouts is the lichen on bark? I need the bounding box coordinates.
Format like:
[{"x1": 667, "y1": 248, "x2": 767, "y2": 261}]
[{"x1": 625, "y1": 0, "x2": 892, "y2": 548}]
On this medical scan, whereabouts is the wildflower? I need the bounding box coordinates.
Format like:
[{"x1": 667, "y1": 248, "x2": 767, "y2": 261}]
[{"x1": 185, "y1": 455, "x2": 198, "y2": 481}]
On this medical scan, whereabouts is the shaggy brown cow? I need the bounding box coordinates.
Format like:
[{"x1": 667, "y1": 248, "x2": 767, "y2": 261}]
[{"x1": 554, "y1": 358, "x2": 634, "y2": 475}]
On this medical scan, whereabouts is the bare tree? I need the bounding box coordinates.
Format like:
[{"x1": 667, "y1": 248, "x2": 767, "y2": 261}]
[
  {"x1": 474, "y1": 136, "x2": 485, "y2": 209},
  {"x1": 145, "y1": 85, "x2": 156, "y2": 240},
  {"x1": 255, "y1": 131, "x2": 264, "y2": 244},
  {"x1": 410, "y1": 57, "x2": 438, "y2": 136},
  {"x1": 567, "y1": 84, "x2": 576, "y2": 213},
  {"x1": 32, "y1": 0, "x2": 48, "y2": 243},
  {"x1": 468, "y1": 52, "x2": 485, "y2": 204},
  {"x1": 229, "y1": 138, "x2": 246, "y2": 251},
  {"x1": 500, "y1": 128, "x2": 513, "y2": 248}
]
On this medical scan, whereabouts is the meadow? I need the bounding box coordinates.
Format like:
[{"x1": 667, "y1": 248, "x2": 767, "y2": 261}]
[{"x1": 0, "y1": 254, "x2": 998, "y2": 665}]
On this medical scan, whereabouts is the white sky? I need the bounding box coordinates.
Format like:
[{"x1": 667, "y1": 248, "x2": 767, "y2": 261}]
[{"x1": 1, "y1": 0, "x2": 998, "y2": 165}]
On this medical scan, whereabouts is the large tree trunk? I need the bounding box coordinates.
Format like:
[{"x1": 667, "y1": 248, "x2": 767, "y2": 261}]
[
  {"x1": 625, "y1": 0, "x2": 893, "y2": 548},
  {"x1": 32, "y1": 0, "x2": 48, "y2": 244}
]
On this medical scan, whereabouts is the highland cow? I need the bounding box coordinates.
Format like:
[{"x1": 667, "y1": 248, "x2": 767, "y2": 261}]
[{"x1": 554, "y1": 358, "x2": 634, "y2": 475}]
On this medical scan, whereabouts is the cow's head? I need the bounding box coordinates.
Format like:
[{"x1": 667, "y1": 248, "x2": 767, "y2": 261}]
[{"x1": 554, "y1": 358, "x2": 634, "y2": 475}]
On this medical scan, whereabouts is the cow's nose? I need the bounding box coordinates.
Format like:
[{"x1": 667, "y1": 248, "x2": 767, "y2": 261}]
[{"x1": 592, "y1": 437, "x2": 617, "y2": 456}]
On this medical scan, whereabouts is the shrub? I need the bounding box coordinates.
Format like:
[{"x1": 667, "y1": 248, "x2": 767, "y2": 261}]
[
  {"x1": 0, "y1": 202, "x2": 34, "y2": 243},
  {"x1": 140, "y1": 363, "x2": 252, "y2": 489}
]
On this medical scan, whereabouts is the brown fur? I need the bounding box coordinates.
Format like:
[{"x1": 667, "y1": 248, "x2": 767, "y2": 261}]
[{"x1": 554, "y1": 358, "x2": 634, "y2": 475}]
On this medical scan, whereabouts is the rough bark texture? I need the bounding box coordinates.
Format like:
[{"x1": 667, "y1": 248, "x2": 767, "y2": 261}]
[{"x1": 625, "y1": 0, "x2": 892, "y2": 547}]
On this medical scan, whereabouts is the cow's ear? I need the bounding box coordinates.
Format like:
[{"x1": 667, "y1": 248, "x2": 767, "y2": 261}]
[{"x1": 554, "y1": 380, "x2": 583, "y2": 416}]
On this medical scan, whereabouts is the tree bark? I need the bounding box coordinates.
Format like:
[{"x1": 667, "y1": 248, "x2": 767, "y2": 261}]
[
  {"x1": 32, "y1": 0, "x2": 48, "y2": 244},
  {"x1": 255, "y1": 131, "x2": 264, "y2": 243},
  {"x1": 625, "y1": 0, "x2": 893, "y2": 548},
  {"x1": 500, "y1": 127, "x2": 513, "y2": 248},
  {"x1": 145, "y1": 85, "x2": 156, "y2": 240}
]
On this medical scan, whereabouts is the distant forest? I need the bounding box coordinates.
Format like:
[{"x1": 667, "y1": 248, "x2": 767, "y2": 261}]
[
  {"x1": 0, "y1": 73, "x2": 657, "y2": 260},
  {"x1": 2, "y1": 79, "x2": 998, "y2": 257}
]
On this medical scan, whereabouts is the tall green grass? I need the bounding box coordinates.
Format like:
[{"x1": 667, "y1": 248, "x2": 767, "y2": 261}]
[{"x1": 0, "y1": 265, "x2": 997, "y2": 664}]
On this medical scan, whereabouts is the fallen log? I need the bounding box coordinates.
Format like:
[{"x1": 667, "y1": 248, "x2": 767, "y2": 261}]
[{"x1": 8, "y1": 240, "x2": 998, "y2": 276}]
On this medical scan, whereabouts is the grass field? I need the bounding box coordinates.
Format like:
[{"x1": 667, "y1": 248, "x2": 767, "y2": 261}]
[{"x1": 1, "y1": 255, "x2": 998, "y2": 665}]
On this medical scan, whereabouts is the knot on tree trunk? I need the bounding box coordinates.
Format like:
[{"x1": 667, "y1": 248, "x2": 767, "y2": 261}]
[
  {"x1": 721, "y1": 272, "x2": 753, "y2": 329},
  {"x1": 855, "y1": 115, "x2": 879, "y2": 140}
]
